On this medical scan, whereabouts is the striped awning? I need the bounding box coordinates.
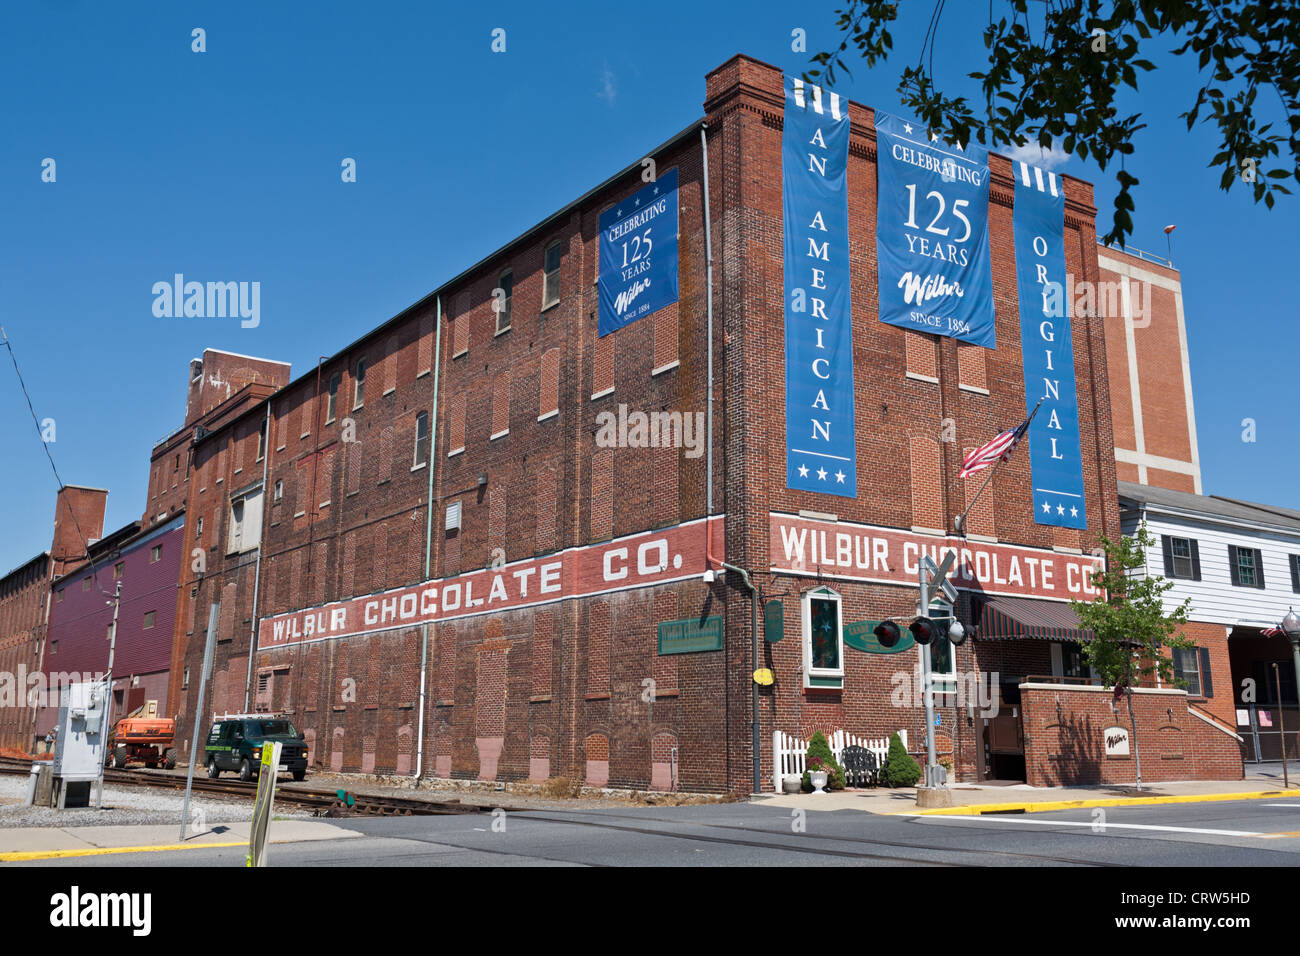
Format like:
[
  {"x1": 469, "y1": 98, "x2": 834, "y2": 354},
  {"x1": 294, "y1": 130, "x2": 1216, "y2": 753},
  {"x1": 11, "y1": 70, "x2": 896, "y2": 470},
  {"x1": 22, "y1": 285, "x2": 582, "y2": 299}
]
[{"x1": 975, "y1": 595, "x2": 1094, "y2": 642}]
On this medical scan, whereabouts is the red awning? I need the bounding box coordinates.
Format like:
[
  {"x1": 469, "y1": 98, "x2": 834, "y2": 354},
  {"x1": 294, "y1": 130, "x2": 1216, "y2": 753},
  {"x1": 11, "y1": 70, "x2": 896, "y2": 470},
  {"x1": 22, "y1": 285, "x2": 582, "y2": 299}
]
[{"x1": 975, "y1": 595, "x2": 1094, "y2": 642}]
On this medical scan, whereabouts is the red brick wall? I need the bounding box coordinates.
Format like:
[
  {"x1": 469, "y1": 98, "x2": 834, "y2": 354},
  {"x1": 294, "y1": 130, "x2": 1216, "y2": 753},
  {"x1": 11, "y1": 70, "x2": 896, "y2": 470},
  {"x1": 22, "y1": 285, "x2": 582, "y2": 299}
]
[{"x1": 1021, "y1": 684, "x2": 1243, "y2": 786}]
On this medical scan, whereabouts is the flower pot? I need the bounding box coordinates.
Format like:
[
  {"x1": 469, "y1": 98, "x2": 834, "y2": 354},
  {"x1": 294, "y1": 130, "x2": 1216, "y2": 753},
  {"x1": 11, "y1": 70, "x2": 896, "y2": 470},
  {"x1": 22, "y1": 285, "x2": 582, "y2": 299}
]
[
  {"x1": 782, "y1": 774, "x2": 802, "y2": 794},
  {"x1": 810, "y1": 770, "x2": 829, "y2": 794}
]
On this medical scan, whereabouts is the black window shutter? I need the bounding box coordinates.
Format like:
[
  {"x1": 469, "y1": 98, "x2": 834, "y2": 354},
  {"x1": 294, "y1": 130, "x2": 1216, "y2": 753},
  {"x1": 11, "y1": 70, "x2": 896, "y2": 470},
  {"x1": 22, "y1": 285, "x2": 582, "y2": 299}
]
[
  {"x1": 1229, "y1": 545, "x2": 1241, "y2": 586},
  {"x1": 1190, "y1": 539, "x2": 1201, "y2": 581},
  {"x1": 1162, "y1": 536, "x2": 1175, "y2": 576},
  {"x1": 1198, "y1": 646, "x2": 1213, "y2": 698},
  {"x1": 1291, "y1": 554, "x2": 1300, "y2": 593},
  {"x1": 1255, "y1": 549, "x2": 1266, "y2": 589}
]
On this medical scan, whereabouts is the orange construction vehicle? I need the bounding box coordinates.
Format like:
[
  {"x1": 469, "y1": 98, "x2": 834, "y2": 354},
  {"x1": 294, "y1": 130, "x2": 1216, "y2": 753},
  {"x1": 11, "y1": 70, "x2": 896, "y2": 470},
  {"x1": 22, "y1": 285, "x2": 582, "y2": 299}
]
[{"x1": 107, "y1": 700, "x2": 178, "y2": 770}]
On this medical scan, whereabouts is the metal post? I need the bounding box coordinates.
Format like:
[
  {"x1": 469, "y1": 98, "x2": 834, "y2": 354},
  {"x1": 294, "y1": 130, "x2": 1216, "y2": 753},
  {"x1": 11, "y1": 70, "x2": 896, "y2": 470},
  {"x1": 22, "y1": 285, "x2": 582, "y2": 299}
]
[
  {"x1": 180, "y1": 604, "x2": 220, "y2": 841},
  {"x1": 96, "y1": 580, "x2": 122, "y2": 810},
  {"x1": 1275, "y1": 662, "x2": 1290, "y2": 789},
  {"x1": 920, "y1": 567, "x2": 937, "y2": 786}
]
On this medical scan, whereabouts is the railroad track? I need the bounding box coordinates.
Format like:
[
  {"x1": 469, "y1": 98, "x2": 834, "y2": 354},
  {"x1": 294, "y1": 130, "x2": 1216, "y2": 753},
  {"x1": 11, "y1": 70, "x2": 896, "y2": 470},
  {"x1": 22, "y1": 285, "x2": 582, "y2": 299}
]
[{"x1": 0, "y1": 757, "x2": 485, "y2": 817}]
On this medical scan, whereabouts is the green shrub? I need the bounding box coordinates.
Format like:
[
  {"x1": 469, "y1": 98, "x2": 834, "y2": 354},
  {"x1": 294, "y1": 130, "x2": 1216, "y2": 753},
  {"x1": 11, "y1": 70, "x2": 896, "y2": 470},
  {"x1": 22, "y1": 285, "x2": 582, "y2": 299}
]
[
  {"x1": 800, "y1": 731, "x2": 846, "y2": 791},
  {"x1": 879, "y1": 732, "x2": 922, "y2": 788}
]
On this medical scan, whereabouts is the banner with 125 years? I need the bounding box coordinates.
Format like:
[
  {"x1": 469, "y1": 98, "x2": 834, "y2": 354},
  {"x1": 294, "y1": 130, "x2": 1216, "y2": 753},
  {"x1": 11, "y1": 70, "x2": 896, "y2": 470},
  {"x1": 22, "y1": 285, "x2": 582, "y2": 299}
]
[
  {"x1": 598, "y1": 168, "x2": 679, "y2": 337},
  {"x1": 874, "y1": 111, "x2": 995, "y2": 348}
]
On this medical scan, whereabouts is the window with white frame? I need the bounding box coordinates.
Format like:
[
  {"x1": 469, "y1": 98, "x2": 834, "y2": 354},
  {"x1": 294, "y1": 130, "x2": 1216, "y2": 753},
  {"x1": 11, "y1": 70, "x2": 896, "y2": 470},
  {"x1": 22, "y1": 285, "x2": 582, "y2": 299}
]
[
  {"x1": 496, "y1": 270, "x2": 513, "y2": 333},
  {"x1": 353, "y1": 357, "x2": 367, "y2": 409},
  {"x1": 1172, "y1": 646, "x2": 1204, "y2": 697},
  {"x1": 326, "y1": 372, "x2": 340, "y2": 424},
  {"x1": 413, "y1": 411, "x2": 429, "y2": 467},
  {"x1": 227, "y1": 485, "x2": 265, "y2": 555},
  {"x1": 801, "y1": 586, "x2": 844, "y2": 687},
  {"x1": 542, "y1": 241, "x2": 562, "y2": 309}
]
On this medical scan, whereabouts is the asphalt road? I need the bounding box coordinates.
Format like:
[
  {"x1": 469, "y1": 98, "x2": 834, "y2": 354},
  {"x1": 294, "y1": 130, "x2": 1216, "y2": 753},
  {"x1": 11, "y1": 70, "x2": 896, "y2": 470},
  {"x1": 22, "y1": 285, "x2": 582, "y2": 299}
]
[{"x1": 18, "y1": 797, "x2": 1300, "y2": 867}]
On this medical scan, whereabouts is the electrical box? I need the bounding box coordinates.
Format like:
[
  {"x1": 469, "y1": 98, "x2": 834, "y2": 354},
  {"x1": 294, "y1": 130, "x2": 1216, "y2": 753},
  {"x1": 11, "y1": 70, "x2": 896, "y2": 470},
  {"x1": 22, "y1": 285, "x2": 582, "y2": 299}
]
[{"x1": 52, "y1": 680, "x2": 111, "y2": 780}]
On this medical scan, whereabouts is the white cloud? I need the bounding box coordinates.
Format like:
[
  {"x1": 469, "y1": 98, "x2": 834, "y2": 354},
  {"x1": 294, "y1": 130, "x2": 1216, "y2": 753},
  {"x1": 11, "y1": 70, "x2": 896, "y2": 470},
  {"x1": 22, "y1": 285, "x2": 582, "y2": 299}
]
[
  {"x1": 597, "y1": 63, "x2": 617, "y2": 106},
  {"x1": 1004, "y1": 140, "x2": 1071, "y2": 170}
]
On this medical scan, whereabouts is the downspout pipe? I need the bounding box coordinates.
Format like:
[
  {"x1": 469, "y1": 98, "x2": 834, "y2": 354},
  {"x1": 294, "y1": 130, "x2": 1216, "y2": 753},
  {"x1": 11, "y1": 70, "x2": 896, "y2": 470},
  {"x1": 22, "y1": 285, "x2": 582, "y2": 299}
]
[
  {"x1": 698, "y1": 123, "x2": 758, "y2": 793},
  {"x1": 415, "y1": 295, "x2": 443, "y2": 782},
  {"x1": 243, "y1": 400, "x2": 273, "y2": 712}
]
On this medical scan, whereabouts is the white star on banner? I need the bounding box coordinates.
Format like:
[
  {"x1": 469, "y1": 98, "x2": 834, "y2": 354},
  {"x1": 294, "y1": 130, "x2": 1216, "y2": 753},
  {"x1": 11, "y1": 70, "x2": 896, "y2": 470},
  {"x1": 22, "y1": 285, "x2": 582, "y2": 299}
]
[
  {"x1": 817, "y1": 467, "x2": 828, "y2": 481},
  {"x1": 798, "y1": 464, "x2": 809, "y2": 478},
  {"x1": 835, "y1": 471, "x2": 846, "y2": 483},
  {"x1": 1042, "y1": 501, "x2": 1052, "y2": 513},
  {"x1": 904, "y1": 123, "x2": 913, "y2": 135},
  {"x1": 1070, "y1": 506, "x2": 1079, "y2": 517},
  {"x1": 1057, "y1": 504, "x2": 1066, "y2": 515}
]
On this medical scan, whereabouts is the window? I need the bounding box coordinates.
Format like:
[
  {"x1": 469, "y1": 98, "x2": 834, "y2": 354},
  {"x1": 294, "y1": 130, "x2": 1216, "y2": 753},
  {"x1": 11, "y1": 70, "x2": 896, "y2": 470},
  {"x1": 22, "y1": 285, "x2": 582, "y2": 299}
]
[
  {"x1": 274, "y1": 480, "x2": 283, "y2": 502},
  {"x1": 150, "y1": 545, "x2": 162, "y2": 564},
  {"x1": 496, "y1": 270, "x2": 513, "y2": 333},
  {"x1": 174, "y1": 454, "x2": 180, "y2": 472},
  {"x1": 82, "y1": 578, "x2": 90, "y2": 591},
  {"x1": 801, "y1": 587, "x2": 844, "y2": 688},
  {"x1": 256, "y1": 419, "x2": 267, "y2": 462},
  {"x1": 1290, "y1": 554, "x2": 1300, "y2": 593},
  {"x1": 196, "y1": 517, "x2": 203, "y2": 538},
  {"x1": 1162, "y1": 535, "x2": 1199, "y2": 580},
  {"x1": 1229, "y1": 545, "x2": 1265, "y2": 589},
  {"x1": 114, "y1": 562, "x2": 124, "y2": 579},
  {"x1": 50, "y1": 640, "x2": 57, "y2": 655},
  {"x1": 182, "y1": 665, "x2": 189, "y2": 689},
  {"x1": 326, "y1": 372, "x2": 341, "y2": 423},
  {"x1": 353, "y1": 358, "x2": 367, "y2": 409},
  {"x1": 1172, "y1": 646, "x2": 1211, "y2": 697},
  {"x1": 55, "y1": 588, "x2": 63, "y2": 603},
  {"x1": 227, "y1": 486, "x2": 265, "y2": 554},
  {"x1": 143, "y1": 610, "x2": 156, "y2": 629},
  {"x1": 542, "y1": 241, "x2": 562, "y2": 309},
  {"x1": 414, "y1": 411, "x2": 429, "y2": 467}
]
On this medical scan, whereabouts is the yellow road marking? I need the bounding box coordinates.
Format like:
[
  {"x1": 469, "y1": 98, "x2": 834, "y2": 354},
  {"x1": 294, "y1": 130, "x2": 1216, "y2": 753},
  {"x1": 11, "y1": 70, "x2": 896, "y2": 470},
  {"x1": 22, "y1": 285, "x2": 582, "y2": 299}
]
[
  {"x1": 1, "y1": 840, "x2": 245, "y2": 862},
  {"x1": 895, "y1": 790, "x2": 1293, "y2": 816}
]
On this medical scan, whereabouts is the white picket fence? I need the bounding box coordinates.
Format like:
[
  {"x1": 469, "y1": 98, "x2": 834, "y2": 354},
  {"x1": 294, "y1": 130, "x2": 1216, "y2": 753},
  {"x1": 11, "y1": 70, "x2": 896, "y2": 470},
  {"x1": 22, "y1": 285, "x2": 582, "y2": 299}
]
[{"x1": 771, "y1": 729, "x2": 908, "y2": 791}]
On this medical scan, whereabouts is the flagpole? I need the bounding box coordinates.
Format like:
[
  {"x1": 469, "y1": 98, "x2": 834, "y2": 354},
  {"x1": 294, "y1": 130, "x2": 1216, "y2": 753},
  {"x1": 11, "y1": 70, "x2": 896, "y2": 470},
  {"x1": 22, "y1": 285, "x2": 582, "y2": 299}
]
[{"x1": 953, "y1": 398, "x2": 1044, "y2": 535}]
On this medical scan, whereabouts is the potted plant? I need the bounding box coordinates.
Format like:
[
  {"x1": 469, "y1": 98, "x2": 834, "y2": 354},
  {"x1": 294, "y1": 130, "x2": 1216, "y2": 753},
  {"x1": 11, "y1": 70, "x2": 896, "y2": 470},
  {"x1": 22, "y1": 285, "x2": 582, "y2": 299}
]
[
  {"x1": 807, "y1": 756, "x2": 831, "y2": 793},
  {"x1": 800, "y1": 731, "x2": 847, "y2": 792}
]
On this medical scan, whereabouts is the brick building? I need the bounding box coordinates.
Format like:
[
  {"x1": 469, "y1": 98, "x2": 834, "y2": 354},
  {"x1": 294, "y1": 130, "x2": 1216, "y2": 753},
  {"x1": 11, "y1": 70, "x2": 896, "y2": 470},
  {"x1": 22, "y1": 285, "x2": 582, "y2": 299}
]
[
  {"x1": 0, "y1": 486, "x2": 107, "y2": 752},
  {"x1": 157, "y1": 53, "x2": 1197, "y2": 794}
]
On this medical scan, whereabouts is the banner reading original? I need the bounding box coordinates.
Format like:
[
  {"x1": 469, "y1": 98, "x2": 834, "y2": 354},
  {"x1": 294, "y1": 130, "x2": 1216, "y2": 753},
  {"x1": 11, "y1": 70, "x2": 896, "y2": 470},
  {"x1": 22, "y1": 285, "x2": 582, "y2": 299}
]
[
  {"x1": 259, "y1": 515, "x2": 725, "y2": 649},
  {"x1": 769, "y1": 513, "x2": 1101, "y2": 600}
]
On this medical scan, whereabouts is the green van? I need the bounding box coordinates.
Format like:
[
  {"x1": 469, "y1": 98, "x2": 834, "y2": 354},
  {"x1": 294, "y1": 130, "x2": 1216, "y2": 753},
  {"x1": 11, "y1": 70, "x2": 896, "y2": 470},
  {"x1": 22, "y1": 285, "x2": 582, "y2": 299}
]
[{"x1": 204, "y1": 716, "x2": 309, "y2": 782}]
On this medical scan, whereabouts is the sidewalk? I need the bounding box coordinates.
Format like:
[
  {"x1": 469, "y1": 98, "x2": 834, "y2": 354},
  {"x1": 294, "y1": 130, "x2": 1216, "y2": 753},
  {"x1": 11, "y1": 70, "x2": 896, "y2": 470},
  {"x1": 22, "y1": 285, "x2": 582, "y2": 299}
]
[
  {"x1": 0, "y1": 819, "x2": 362, "y2": 861},
  {"x1": 752, "y1": 767, "x2": 1300, "y2": 816}
]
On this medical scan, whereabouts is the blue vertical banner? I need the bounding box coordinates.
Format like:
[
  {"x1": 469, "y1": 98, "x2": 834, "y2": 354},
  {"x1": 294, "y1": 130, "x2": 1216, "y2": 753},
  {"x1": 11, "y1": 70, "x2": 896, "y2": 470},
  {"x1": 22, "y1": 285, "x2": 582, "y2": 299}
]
[
  {"x1": 783, "y1": 77, "x2": 857, "y2": 497},
  {"x1": 598, "y1": 168, "x2": 679, "y2": 337},
  {"x1": 874, "y1": 111, "x2": 995, "y2": 348},
  {"x1": 1013, "y1": 161, "x2": 1087, "y2": 529}
]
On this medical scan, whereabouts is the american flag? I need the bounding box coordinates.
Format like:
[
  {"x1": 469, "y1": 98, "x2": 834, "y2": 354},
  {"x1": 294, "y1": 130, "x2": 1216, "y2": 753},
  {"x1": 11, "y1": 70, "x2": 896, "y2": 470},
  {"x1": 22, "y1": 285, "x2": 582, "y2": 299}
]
[
  {"x1": 1263, "y1": 626, "x2": 1282, "y2": 638},
  {"x1": 959, "y1": 413, "x2": 1033, "y2": 479}
]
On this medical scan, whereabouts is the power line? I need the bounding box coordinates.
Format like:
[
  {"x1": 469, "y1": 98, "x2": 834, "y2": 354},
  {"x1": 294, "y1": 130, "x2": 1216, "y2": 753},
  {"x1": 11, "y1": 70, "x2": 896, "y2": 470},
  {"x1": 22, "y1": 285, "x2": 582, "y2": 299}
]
[{"x1": 0, "y1": 326, "x2": 112, "y2": 598}]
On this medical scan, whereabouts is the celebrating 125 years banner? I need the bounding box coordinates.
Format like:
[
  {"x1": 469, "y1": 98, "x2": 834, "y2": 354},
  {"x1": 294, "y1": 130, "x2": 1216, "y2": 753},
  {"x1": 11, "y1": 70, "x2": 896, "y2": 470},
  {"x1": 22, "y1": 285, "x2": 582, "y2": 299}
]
[
  {"x1": 783, "y1": 77, "x2": 857, "y2": 497},
  {"x1": 1013, "y1": 161, "x2": 1087, "y2": 529},
  {"x1": 598, "y1": 168, "x2": 679, "y2": 337},
  {"x1": 875, "y1": 111, "x2": 995, "y2": 349}
]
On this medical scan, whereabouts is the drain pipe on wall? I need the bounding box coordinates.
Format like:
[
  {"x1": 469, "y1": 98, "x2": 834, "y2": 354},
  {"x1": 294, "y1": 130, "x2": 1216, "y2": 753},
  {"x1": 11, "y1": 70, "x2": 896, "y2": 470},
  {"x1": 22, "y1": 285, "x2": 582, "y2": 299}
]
[
  {"x1": 414, "y1": 295, "x2": 443, "y2": 783},
  {"x1": 700, "y1": 122, "x2": 759, "y2": 795},
  {"x1": 243, "y1": 400, "x2": 273, "y2": 712}
]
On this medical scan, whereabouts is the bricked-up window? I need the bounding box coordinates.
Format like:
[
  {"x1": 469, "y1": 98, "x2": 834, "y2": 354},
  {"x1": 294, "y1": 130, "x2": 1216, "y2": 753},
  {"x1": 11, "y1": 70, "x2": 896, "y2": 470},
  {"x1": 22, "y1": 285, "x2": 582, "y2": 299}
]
[
  {"x1": 353, "y1": 357, "x2": 367, "y2": 409},
  {"x1": 1229, "y1": 545, "x2": 1265, "y2": 589},
  {"x1": 496, "y1": 270, "x2": 513, "y2": 333},
  {"x1": 542, "y1": 240, "x2": 562, "y2": 310},
  {"x1": 539, "y1": 348, "x2": 560, "y2": 419},
  {"x1": 326, "y1": 372, "x2": 340, "y2": 424},
  {"x1": 1172, "y1": 646, "x2": 1212, "y2": 697},
  {"x1": 801, "y1": 586, "x2": 844, "y2": 687},
  {"x1": 1161, "y1": 535, "x2": 1200, "y2": 580},
  {"x1": 414, "y1": 411, "x2": 429, "y2": 467},
  {"x1": 491, "y1": 374, "x2": 510, "y2": 438},
  {"x1": 227, "y1": 485, "x2": 265, "y2": 555},
  {"x1": 143, "y1": 610, "x2": 156, "y2": 629}
]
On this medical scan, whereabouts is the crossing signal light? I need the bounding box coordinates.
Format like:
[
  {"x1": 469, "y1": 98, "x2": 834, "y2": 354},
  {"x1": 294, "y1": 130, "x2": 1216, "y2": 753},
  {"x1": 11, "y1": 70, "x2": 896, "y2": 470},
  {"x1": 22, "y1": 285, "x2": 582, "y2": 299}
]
[
  {"x1": 909, "y1": 617, "x2": 936, "y2": 646},
  {"x1": 873, "y1": 620, "x2": 902, "y2": 648}
]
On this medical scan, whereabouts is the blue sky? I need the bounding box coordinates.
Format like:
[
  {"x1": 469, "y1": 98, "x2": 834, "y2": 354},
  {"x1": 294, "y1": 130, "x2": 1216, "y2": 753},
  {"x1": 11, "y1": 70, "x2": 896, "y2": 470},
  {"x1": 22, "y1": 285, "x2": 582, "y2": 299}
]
[{"x1": 1, "y1": 1, "x2": 1294, "y2": 572}]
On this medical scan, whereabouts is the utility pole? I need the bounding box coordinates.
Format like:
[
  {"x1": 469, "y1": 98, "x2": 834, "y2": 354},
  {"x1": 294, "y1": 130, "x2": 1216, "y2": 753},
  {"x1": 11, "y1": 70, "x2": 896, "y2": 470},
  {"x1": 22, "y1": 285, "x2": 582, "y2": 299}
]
[{"x1": 95, "y1": 579, "x2": 122, "y2": 810}]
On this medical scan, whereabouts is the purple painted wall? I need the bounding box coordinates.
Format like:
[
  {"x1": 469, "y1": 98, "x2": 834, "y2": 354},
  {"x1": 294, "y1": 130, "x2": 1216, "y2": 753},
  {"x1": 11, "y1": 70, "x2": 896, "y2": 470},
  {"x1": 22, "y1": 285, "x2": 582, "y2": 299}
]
[{"x1": 42, "y1": 516, "x2": 183, "y2": 722}]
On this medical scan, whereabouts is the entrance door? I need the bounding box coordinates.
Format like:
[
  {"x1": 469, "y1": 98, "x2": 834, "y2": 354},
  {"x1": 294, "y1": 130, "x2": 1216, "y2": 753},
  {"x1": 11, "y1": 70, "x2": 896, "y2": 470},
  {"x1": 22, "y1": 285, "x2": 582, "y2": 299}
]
[{"x1": 983, "y1": 676, "x2": 1025, "y2": 780}]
